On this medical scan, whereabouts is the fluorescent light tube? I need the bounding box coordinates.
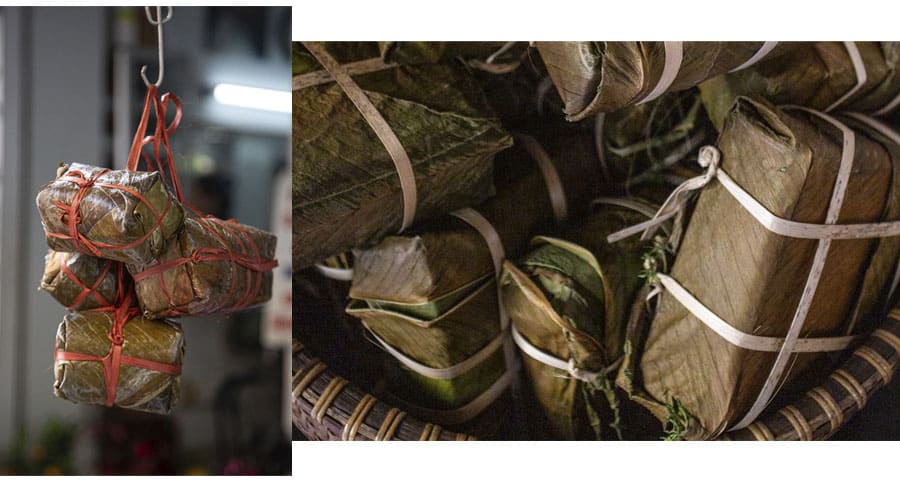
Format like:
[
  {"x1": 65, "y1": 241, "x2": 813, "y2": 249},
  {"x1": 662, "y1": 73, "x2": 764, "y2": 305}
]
[{"x1": 213, "y1": 83, "x2": 291, "y2": 113}]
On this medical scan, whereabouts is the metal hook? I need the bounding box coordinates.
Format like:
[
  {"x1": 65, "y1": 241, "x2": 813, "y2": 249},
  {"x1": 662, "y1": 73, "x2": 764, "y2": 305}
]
[{"x1": 140, "y1": 6, "x2": 173, "y2": 87}]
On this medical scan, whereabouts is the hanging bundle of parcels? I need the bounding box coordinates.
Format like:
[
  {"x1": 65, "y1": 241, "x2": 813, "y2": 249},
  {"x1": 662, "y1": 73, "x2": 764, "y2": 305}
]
[
  {"x1": 37, "y1": 86, "x2": 277, "y2": 414},
  {"x1": 292, "y1": 41, "x2": 900, "y2": 441}
]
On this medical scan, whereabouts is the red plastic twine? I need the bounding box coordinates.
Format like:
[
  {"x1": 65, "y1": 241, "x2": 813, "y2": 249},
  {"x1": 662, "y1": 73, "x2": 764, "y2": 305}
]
[
  {"x1": 46, "y1": 168, "x2": 174, "y2": 258},
  {"x1": 126, "y1": 86, "x2": 277, "y2": 314},
  {"x1": 54, "y1": 268, "x2": 182, "y2": 407},
  {"x1": 131, "y1": 217, "x2": 279, "y2": 315},
  {"x1": 61, "y1": 258, "x2": 117, "y2": 310}
]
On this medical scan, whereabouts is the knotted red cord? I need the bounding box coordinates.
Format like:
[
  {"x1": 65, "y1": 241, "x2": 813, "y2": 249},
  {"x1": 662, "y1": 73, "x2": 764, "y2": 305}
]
[
  {"x1": 54, "y1": 269, "x2": 182, "y2": 406},
  {"x1": 126, "y1": 86, "x2": 277, "y2": 315},
  {"x1": 60, "y1": 257, "x2": 116, "y2": 310},
  {"x1": 45, "y1": 165, "x2": 174, "y2": 259}
]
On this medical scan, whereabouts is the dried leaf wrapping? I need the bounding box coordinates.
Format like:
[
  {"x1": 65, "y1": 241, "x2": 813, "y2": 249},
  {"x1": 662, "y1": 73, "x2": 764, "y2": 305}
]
[
  {"x1": 536, "y1": 42, "x2": 798, "y2": 121},
  {"x1": 630, "y1": 97, "x2": 898, "y2": 439},
  {"x1": 345, "y1": 129, "x2": 600, "y2": 411},
  {"x1": 36, "y1": 163, "x2": 185, "y2": 265},
  {"x1": 128, "y1": 217, "x2": 276, "y2": 318},
  {"x1": 293, "y1": 43, "x2": 513, "y2": 270},
  {"x1": 53, "y1": 311, "x2": 184, "y2": 415},
  {"x1": 499, "y1": 202, "x2": 653, "y2": 439},
  {"x1": 700, "y1": 42, "x2": 900, "y2": 130},
  {"x1": 41, "y1": 250, "x2": 127, "y2": 311}
]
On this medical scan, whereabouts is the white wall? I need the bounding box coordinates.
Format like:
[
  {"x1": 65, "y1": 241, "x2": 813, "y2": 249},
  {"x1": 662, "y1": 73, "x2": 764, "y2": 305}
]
[{"x1": 0, "y1": 7, "x2": 106, "y2": 449}]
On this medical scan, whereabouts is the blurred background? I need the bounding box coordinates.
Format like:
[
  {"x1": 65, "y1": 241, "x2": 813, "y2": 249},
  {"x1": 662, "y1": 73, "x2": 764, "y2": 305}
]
[{"x1": 0, "y1": 6, "x2": 291, "y2": 475}]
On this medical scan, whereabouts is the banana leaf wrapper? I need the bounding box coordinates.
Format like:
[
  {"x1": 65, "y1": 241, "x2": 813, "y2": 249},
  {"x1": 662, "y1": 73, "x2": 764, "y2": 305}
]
[
  {"x1": 624, "y1": 97, "x2": 899, "y2": 439},
  {"x1": 40, "y1": 250, "x2": 130, "y2": 311},
  {"x1": 53, "y1": 311, "x2": 184, "y2": 414},
  {"x1": 293, "y1": 42, "x2": 513, "y2": 270},
  {"x1": 346, "y1": 128, "x2": 601, "y2": 412},
  {"x1": 499, "y1": 202, "x2": 654, "y2": 439},
  {"x1": 36, "y1": 163, "x2": 185, "y2": 265},
  {"x1": 535, "y1": 42, "x2": 798, "y2": 121},
  {"x1": 128, "y1": 217, "x2": 276, "y2": 318},
  {"x1": 700, "y1": 42, "x2": 900, "y2": 131},
  {"x1": 601, "y1": 89, "x2": 714, "y2": 188}
]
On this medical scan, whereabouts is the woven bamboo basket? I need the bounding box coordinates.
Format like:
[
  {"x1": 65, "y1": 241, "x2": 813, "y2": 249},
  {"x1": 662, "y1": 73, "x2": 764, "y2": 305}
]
[{"x1": 293, "y1": 306, "x2": 900, "y2": 441}]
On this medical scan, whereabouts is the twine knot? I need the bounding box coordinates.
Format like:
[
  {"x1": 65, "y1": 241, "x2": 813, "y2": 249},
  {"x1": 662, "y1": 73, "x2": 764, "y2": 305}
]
[
  {"x1": 607, "y1": 144, "x2": 722, "y2": 244},
  {"x1": 108, "y1": 332, "x2": 125, "y2": 346},
  {"x1": 566, "y1": 358, "x2": 600, "y2": 384}
]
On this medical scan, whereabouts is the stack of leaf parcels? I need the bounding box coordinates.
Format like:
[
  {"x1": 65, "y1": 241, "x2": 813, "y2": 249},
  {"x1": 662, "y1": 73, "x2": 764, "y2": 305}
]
[
  {"x1": 37, "y1": 150, "x2": 276, "y2": 414},
  {"x1": 345, "y1": 128, "x2": 600, "y2": 428},
  {"x1": 294, "y1": 41, "x2": 900, "y2": 440}
]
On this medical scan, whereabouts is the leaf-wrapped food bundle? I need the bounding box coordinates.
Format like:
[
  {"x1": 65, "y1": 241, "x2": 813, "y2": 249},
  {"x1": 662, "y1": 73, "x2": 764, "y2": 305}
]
[
  {"x1": 40, "y1": 250, "x2": 129, "y2": 311},
  {"x1": 53, "y1": 311, "x2": 184, "y2": 415},
  {"x1": 36, "y1": 163, "x2": 185, "y2": 265},
  {"x1": 499, "y1": 200, "x2": 656, "y2": 440},
  {"x1": 128, "y1": 217, "x2": 277, "y2": 318},
  {"x1": 293, "y1": 42, "x2": 513, "y2": 270},
  {"x1": 700, "y1": 42, "x2": 900, "y2": 131},
  {"x1": 627, "y1": 97, "x2": 900, "y2": 439},
  {"x1": 536, "y1": 42, "x2": 797, "y2": 121},
  {"x1": 346, "y1": 128, "x2": 600, "y2": 417}
]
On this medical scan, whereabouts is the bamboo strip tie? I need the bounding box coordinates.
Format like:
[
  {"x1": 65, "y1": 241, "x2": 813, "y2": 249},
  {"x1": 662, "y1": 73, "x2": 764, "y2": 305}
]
[
  {"x1": 343, "y1": 394, "x2": 377, "y2": 441},
  {"x1": 854, "y1": 346, "x2": 893, "y2": 384},
  {"x1": 746, "y1": 422, "x2": 775, "y2": 441},
  {"x1": 312, "y1": 377, "x2": 349, "y2": 422},
  {"x1": 807, "y1": 387, "x2": 843, "y2": 434},
  {"x1": 428, "y1": 425, "x2": 443, "y2": 441},
  {"x1": 375, "y1": 408, "x2": 402, "y2": 441},
  {"x1": 381, "y1": 411, "x2": 407, "y2": 441},
  {"x1": 873, "y1": 328, "x2": 900, "y2": 353},
  {"x1": 419, "y1": 423, "x2": 434, "y2": 441},
  {"x1": 294, "y1": 361, "x2": 326, "y2": 399},
  {"x1": 830, "y1": 369, "x2": 867, "y2": 410},
  {"x1": 779, "y1": 405, "x2": 813, "y2": 441}
]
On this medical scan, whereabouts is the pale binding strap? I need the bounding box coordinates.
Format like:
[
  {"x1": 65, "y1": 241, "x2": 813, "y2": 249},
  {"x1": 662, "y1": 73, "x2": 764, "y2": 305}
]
[
  {"x1": 468, "y1": 41, "x2": 524, "y2": 75},
  {"x1": 729, "y1": 42, "x2": 779, "y2": 73},
  {"x1": 591, "y1": 197, "x2": 660, "y2": 220},
  {"x1": 732, "y1": 107, "x2": 858, "y2": 430},
  {"x1": 607, "y1": 155, "x2": 718, "y2": 243},
  {"x1": 515, "y1": 134, "x2": 568, "y2": 223},
  {"x1": 314, "y1": 263, "x2": 354, "y2": 281},
  {"x1": 841, "y1": 112, "x2": 900, "y2": 309},
  {"x1": 872, "y1": 90, "x2": 900, "y2": 116},
  {"x1": 384, "y1": 368, "x2": 515, "y2": 426},
  {"x1": 292, "y1": 57, "x2": 397, "y2": 90},
  {"x1": 608, "y1": 145, "x2": 900, "y2": 243},
  {"x1": 362, "y1": 208, "x2": 511, "y2": 381},
  {"x1": 825, "y1": 42, "x2": 868, "y2": 113},
  {"x1": 451, "y1": 208, "x2": 521, "y2": 386},
  {"x1": 510, "y1": 325, "x2": 621, "y2": 384},
  {"x1": 363, "y1": 324, "x2": 506, "y2": 380},
  {"x1": 303, "y1": 42, "x2": 418, "y2": 231},
  {"x1": 637, "y1": 42, "x2": 683, "y2": 105},
  {"x1": 362, "y1": 209, "x2": 517, "y2": 422},
  {"x1": 655, "y1": 273, "x2": 861, "y2": 353}
]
